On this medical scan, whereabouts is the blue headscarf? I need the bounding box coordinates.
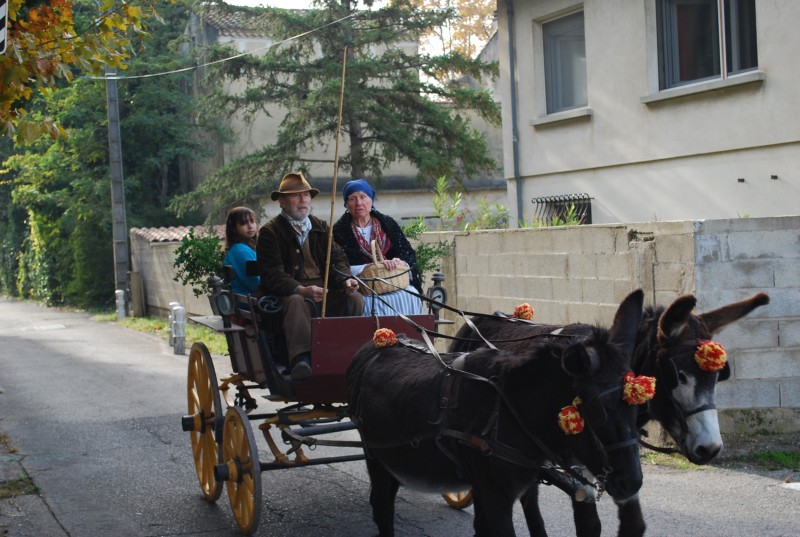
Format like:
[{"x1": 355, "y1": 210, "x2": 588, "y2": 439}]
[{"x1": 342, "y1": 179, "x2": 376, "y2": 207}]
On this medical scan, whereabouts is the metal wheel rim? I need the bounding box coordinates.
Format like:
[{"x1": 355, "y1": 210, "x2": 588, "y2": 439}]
[
  {"x1": 187, "y1": 342, "x2": 224, "y2": 502},
  {"x1": 442, "y1": 490, "x2": 474, "y2": 509},
  {"x1": 223, "y1": 405, "x2": 262, "y2": 535}
]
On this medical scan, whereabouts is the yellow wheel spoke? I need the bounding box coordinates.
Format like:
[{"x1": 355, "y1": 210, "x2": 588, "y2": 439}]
[
  {"x1": 223, "y1": 406, "x2": 262, "y2": 535},
  {"x1": 186, "y1": 342, "x2": 223, "y2": 502}
]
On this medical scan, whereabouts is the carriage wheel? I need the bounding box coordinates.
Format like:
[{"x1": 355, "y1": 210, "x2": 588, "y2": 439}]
[
  {"x1": 186, "y1": 342, "x2": 224, "y2": 502},
  {"x1": 442, "y1": 490, "x2": 474, "y2": 509},
  {"x1": 222, "y1": 405, "x2": 263, "y2": 535}
]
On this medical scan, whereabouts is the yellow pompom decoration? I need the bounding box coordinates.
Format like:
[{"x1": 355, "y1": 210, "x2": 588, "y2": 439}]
[
  {"x1": 373, "y1": 328, "x2": 398, "y2": 348},
  {"x1": 558, "y1": 397, "x2": 584, "y2": 435},
  {"x1": 623, "y1": 372, "x2": 657, "y2": 405},
  {"x1": 695, "y1": 339, "x2": 727, "y2": 372},
  {"x1": 513, "y1": 303, "x2": 535, "y2": 321}
]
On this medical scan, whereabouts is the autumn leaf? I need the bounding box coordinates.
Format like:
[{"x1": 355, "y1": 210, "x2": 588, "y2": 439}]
[{"x1": 1, "y1": 0, "x2": 160, "y2": 144}]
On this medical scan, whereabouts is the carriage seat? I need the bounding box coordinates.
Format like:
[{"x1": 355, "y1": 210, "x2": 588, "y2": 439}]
[{"x1": 221, "y1": 263, "x2": 318, "y2": 379}]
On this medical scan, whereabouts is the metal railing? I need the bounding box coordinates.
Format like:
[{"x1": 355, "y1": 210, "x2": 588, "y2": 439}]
[{"x1": 531, "y1": 193, "x2": 592, "y2": 226}]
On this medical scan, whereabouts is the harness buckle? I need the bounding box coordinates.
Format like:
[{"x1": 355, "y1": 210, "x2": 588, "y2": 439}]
[{"x1": 468, "y1": 436, "x2": 492, "y2": 456}]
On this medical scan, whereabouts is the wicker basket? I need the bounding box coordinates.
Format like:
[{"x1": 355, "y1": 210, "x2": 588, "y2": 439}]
[{"x1": 358, "y1": 240, "x2": 410, "y2": 295}]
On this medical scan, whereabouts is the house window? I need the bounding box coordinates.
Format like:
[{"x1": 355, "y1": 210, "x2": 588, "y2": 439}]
[
  {"x1": 657, "y1": 0, "x2": 757, "y2": 90},
  {"x1": 543, "y1": 11, "x2": 587, "y2": 114}
]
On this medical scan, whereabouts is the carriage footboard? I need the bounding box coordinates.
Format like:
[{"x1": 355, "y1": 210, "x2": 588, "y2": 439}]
[{"x1": 189, "y1": 315, "x2": 245, "y2": 334}]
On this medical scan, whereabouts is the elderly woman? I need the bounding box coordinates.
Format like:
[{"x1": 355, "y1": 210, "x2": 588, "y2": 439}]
[{"x1": 333, "y1": 179, "x2": 423, "y2": 316}]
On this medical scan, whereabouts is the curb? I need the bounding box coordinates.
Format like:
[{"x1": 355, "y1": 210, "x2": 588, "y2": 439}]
[{"x1": 0, "y1": 442, "x2": 67, "y2": 537}]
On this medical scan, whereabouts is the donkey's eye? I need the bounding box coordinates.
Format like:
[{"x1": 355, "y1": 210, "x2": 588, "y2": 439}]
[{"x1": 677, "y1": 371, "x2": 689, "y2": 384}]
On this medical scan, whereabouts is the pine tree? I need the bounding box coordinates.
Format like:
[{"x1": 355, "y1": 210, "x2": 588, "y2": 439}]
[{"x1": 170, "y1": 0, "x2": 500, "y2": 216}]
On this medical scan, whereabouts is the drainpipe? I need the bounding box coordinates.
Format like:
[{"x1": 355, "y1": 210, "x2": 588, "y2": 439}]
[{"x1": 505, "y1": 0, "x2": 523, "y2": 225}]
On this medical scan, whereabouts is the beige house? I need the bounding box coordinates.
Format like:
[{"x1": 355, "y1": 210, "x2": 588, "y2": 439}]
[
  {"x1": 184, "y1": 6, "x2": 505, "y2": 224},
  {"x1": 496, "y1": 0, "x2": 799, "y2": 225}
]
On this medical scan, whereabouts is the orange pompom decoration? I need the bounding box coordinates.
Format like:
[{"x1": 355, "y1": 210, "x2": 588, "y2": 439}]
[
  {"x1": 695, "y1": 339, "x2": 727, "y2": 372},
  {"x1": 513, "y1": 303, "x2": 535, "y2": 321},
  {"x1": 623, "y1": 372, "x2": 656, "y2": 405},
  {"x1": 373, "y1": 328, "x2": 398, "y2": 348},
  {"x1": 558, "y1": 397, "x2": 584, "y2": 435}
]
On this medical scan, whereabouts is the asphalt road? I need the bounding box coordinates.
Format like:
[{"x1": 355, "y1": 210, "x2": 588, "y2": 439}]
[{"x1": 0, "y1": 296, "x2": 797, "y2": 536}]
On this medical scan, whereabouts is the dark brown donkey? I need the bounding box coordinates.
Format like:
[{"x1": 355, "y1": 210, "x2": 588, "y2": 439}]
[
  {"x1": 347, "y1": 290, "x2": 647, "y2": 537},
  {"x1": 449, "y1": 292, "x2": 769, "y2": 537}
]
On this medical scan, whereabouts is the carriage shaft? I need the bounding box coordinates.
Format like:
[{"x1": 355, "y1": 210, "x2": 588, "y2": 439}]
[{"x1": 259, "y1": 453, "x2": 366, "y2": 472}]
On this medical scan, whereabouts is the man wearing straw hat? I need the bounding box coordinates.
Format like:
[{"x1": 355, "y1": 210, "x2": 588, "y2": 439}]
[{"x1": 256, "y1": 172, "x2": 364, "y2": 381}]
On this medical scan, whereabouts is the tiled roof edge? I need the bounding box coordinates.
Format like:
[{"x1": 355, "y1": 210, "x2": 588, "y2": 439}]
[{"x1": 130, "y1": 225, "x2": 225, "y2": 243}]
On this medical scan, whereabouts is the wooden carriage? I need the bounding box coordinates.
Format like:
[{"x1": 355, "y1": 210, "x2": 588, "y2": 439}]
[{"x1": 181, "y1": 276, "x2": 444, "y2": 534}]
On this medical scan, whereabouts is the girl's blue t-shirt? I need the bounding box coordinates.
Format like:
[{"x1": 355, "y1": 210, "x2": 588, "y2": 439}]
[{"x1": 223, "y1": 242, "x2": 260, "y2": 296}]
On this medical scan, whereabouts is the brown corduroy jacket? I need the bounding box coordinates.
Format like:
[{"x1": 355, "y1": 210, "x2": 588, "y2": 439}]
[{"x1": 256, "y1": 214, "x2": 353, "y2": 297}]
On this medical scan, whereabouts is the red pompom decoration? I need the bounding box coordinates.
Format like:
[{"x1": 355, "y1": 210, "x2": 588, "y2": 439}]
[
  {"x1": 513, "y1": 303, "x2": 535, "y2": 321},
  {"x1": 373, "y1": 328, "x2": 398, "y2": 348},
  {"x1": 695, "y1": 339, "x2": 727, "y2": 372},
  {"x1": 558, "y1": 397, "x2": 584, "y2": 435},
  {"x1": 623, "y1": 372, "x2": 657, "y2": 405}
]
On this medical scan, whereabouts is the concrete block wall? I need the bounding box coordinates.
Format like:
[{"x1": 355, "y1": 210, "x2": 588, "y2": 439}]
[
  {"x1": 634, "y1": 221, "x2": 698, "y2": 304},
  {"x1": 694, "y1": 216, "x2": 800, "y2": 411},
  {"x1": 437, "y1": 222, "x2": 697, "y2": 330},
  {"x1": 422, "y1": 216, "x2": 799, "y2": 428},
  {"x1": 444, "y1": 225, "x2": 644, "y2": 327},
  {"x1": 129, "y1": 235, "x2": 212, "y2": 318}
]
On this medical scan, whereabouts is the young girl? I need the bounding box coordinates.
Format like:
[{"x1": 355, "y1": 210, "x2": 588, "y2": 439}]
[{"x1": 222, "y1": 206, "x2": 260, "y2": 296}]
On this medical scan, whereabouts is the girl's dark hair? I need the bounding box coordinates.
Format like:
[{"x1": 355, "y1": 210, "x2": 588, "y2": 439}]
[{"x1": 225, "y1": 207, "x2": 257, "y2": 251}]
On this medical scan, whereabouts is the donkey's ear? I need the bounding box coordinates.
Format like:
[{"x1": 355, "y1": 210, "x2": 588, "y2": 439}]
[
  {"x1": 718, "y1": 363, "x2": 731, "y2": 382},
  {"x1": 658, "y1": 295, "x2": 697, "y2": 342},
  {"x1": 562, "y1": 345, "x2": 600, "y2": 378},
  {"x1": 697, "y1": 293, "x2": 770, "y2": 336},
  {"x1": 608, "y1": 289, "x2": 644, "y2": 354}
]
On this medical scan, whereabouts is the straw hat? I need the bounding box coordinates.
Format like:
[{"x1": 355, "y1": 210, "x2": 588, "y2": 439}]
[{"x1": 270, "y1": 172, "x2": 320, "y2": 201}]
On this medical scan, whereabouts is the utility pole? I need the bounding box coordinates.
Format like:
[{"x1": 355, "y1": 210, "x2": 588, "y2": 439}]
[
  {"x1": 0, "y1": 0, "x2": 7, "y2": 54},
  {"x1": 105, "y1": 67, "x2": 130, "y2": 301}
]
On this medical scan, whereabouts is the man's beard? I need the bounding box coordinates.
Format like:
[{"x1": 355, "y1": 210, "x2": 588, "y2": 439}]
[{"x1": 283, "y1": 206, "x2": 311, "y2": 221}]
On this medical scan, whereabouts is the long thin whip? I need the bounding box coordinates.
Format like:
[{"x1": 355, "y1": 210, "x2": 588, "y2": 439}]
[{"x1": 321, "y1": 46, "x2": 348, "y2": 318}]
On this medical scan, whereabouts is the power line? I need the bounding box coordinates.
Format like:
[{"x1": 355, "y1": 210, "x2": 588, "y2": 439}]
[{"x1": 85, "y1": 12, "x2": 357, "y2": 81}]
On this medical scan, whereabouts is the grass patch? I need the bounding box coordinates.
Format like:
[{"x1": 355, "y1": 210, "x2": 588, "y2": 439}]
[
  {"x1": 92, "y1": 311, "x2": 118, "y2": 323},
  {"x1": 0, "y1": 432, "x2": 17, "y2": 454},
  {"x1": 0, "y1": 434, "x2": 37, "y2": 498},
  {"x1": 96, "y1": 312, "x2": 228, "y2": 355},
  {"x1": 751, "y1": 450, "x2": 800, "y2": 471},
  {"x1": 0, "y1": 476, "x2": 38, "y2": 499},
  {"x1": 122, "y1": 316, "x2": 169, "y2": 334},
  {"x1": 641, "y1": 450, "x2": 704, "y2": 470}
]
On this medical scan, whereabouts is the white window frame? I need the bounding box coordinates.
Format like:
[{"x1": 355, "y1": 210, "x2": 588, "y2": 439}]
[
  {"x1": 542, "y1": 11, "x2": 588, "y2": 114},
  {"x1": 643, "y1": 0, "x2": 763, "y2": 103}
]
